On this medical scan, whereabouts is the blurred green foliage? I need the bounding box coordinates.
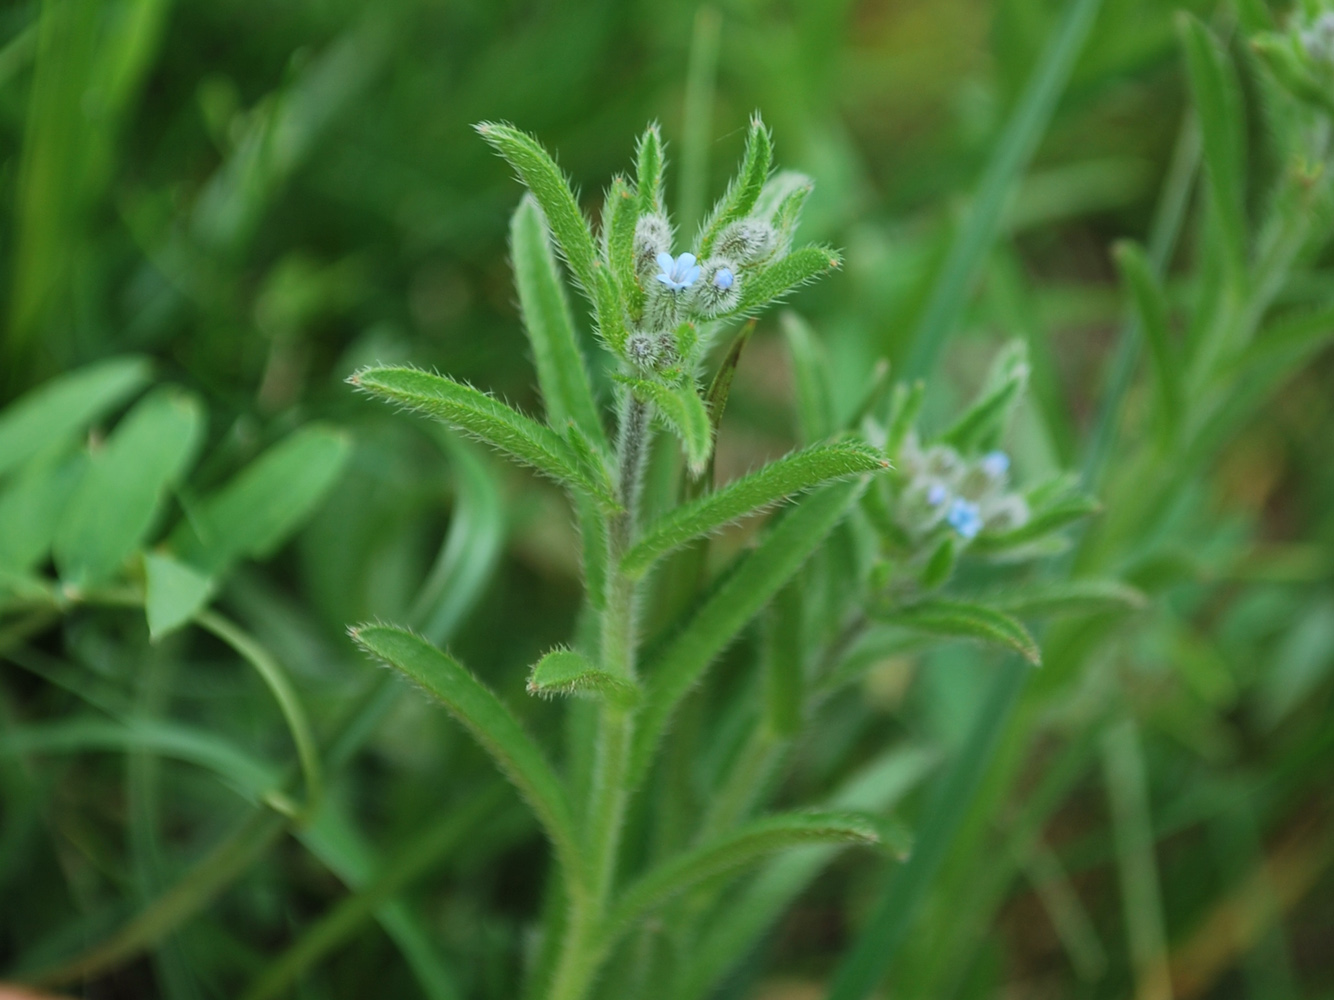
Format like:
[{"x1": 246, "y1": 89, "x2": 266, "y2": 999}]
[{"x1": 2, "y1": 0, "x2": 1333, "y2": 998}]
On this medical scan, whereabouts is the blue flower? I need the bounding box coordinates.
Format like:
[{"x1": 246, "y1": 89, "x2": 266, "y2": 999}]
[
  {"x1": 712, "y1": 266, "x2": 735, "y2": 290},
  {"x1": 980, "y1": 450, "x2": 1009, "y2": 479},
  {"x1": 656, "y1": 252, "x2": 701, "y2": 291},
  {"x1": 946, "y1": 498, "x2": 982, "y2": 539},
  {"x1": 926, "y1": 482, "x2": 949, "y2": 507}
]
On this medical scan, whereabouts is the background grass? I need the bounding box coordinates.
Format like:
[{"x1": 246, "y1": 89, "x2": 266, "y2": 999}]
[{"x1": 1, "y1": 0, "x2": 1332, "y2": 998}]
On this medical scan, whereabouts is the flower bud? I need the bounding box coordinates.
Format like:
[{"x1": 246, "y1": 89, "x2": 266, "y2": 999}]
[
  {"x1": 634, "y1": 214, "x2": 673, "y2": 281},
  {"x1": 713, "y1": 220, "x2": 777, "y2": 265},
  {"x1": 691, "y1": 257, "x2": 743, "y2": 316}
]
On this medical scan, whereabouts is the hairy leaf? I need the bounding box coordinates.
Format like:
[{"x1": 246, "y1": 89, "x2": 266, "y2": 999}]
[
  {"x1": 622, "y1": 376, "x2": 712, "y2": 477},
  {"x1": 352, "y1": 366, "x2": 616, "y2": 509},
  {"x1": 622, "y1": 441, "x2": 886, "y2": 578},
  {"x1": 526, "y1": 648, "x2": 641, "y2": 706},
  {"x1": 698, "y1": 113, "x2": 772, "y2": 256},
  {"x1": 634, "y1": 122, "x2": 665, "y2": 215},
  {"x1": 986, "y1": 579, "x2": 1147, "y2": 619},
  {"x1": 736, "y1": 245, "x2": 841, "y2": 315},
  {"x1": 874, "y1": 599, "x2": 1041, "y2": 665}
]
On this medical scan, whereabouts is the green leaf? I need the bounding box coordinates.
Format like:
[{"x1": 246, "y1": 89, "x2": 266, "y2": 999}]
[
  {"x1": 920, "y1": 535, "x2": 956, "y2": 590},
  {"x1": 937, "y1": 343, "x2": 1028, "y2": 452},
  {"x1": 986, "y1": 579, "x2": 1147, "y2": 619},
  {"x1": 736, "y1": 245, "x2": 841, "y2": 316},
  {"x1": 630, "y1": 480, "x2": 865, "y2": 788},
  {"x1": 172, "y1": 424, "x2": 351, "y2": 574},
  {"x1": 475, "y1": 121, "x2": 599, "y2": 295},
  {"x1": 0, "y1": 355, "x2": 150, "y2": 479},
  {"x1": 603, "y1": 175, "x2": 639, "y2": 310},
  {"x1": 0, "y1": 452, "x2": 85, "y2": 572},
  {"x1": 351, "y1": 366, "x2": 616, "y2": 509},
  {"x1": 698, "y1": 113, "x2": 773, "y2": 256},
  {"x1": 525, "y1": 648, "x2": 641, "y2": 707},
  {"x1": 634, "y1": 121, "x2": 664, "y2": 215},
  {"x1": 757, "y1": 170, "x2": 814, "y2": 241},
  {"x1": 56, "y1": 387, "x2": 204, "y2": 587},
  {"x1": 764, "y1": 580, "x2": 805, "y2": 738},
  {"x1": 621, "y1": 441, "x2": 887, "y2": 579},
  {"x1": 884, "y1": 380, "x2": 925, "y2": 459},
  {"x1": 622, "y1": 376, "x2": 712, "y2": 478},
  {"x1": 969, "y1": 492, "x2": 1101, "y2": 554},
  {"x1": 510, "y1": 195, "x2": 608, "y2": 454},
  {"x1": 781, "y1": 311, "x2": 835, "y2": 442},
  {"x1": 606, "y1": 811, "x2": 878, "y2": 940},
  {"x1": 901, "y1": 0, "x2": 1102, "y2": 379},
  {"x1": 143, "y1": 552, "x2": 214, "y2": 640},
  {"x1": 874, "y1": 599, "x2": 1041, "y2": 665},
  {"x1": 350, "y1": 624, "x2": 581, "y2": 879},
  {"x1": 1114, "y1": 241, "x2": 1181, "y2": 441},
  {"x1": 686, "y1": 322, "x2": 754, "y2": 497},
  {"x1": 1178, "y1": 14, "x2": 1246, "y2": 281}
]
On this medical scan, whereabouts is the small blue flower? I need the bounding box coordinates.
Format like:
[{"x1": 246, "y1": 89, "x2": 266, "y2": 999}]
[
  {"x1": 980, "y1": 450, "x2": 1010, "y2": 479},
  {"x1": 656, "y1": 252, "x2": 701, "y2": 291},
  {"x1": 926, "y1": 483, "x2": 948, "y2": 507},
  {"x1": 946, "y1": 498, "x2": 982, "y2": 539},
  {"x1": 712, "y1": 266, "x2": 735, "y2": 290}
]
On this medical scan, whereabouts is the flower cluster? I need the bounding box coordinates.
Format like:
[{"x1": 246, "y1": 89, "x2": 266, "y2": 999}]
[{"x1": 895, "y1": 435, "x2": 1029, "y2": 543}]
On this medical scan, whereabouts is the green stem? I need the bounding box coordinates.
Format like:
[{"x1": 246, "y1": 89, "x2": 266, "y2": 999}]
[{"x1": 546, "y1": 395, "x2": 652, "y2": 1000}]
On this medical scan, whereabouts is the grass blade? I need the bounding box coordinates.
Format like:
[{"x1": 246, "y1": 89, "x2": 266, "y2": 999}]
[
  {"x1": 827, "y1": 657, "x2": 1029, "y2": 1000},
  {"x1": 351, "y1": 366, "x2": 617, "y2": 509},
  {"x1": 351, "y1": 623, "x2": 582, "y2": 880},
  {"x1": 511, "y1": 194, "x2": 608, "y2": 454},
  {"x1": 1114, "y1": 240, "x2": 1182, "y2": 442},
  {"x1": 902, "y1": 0, "x2": 1103, "y2": 378},
  {"x1": 781, "y1": 311, "x2": 835, "y2": 442},
  {"x1": 630, "y1": 479, "x2": 865, "y2": 788},
  {"x1": 677, "y1": 6, "x2": 722, "y2": 235},
  {"x1": 622, "y1": 441, "x2": 887, "y2": 579}
]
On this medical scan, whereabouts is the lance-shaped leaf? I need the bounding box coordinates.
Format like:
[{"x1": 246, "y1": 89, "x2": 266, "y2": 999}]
[
  {"x1": 622, "y1": 376, "x2": 712, "y2": 477},
  {"x1": 350, "y1": 624, "x2": 582, "y2": 879},
  {"x1": 1114, "y1": 241, "x2": 1180, "y2": 441},
  {"x1": 351, "y1": 366, "x2": 617, "y2": 510},
  {"x1": 621, "y1": 441, "x2": 887, "y2": 579},
  {"x1": 1178, "y1": 14, "x2": 1246, "y2": 282},
  {"x1": 634, "y1": 122, "x2": 665, "y2": 215},
  {"x1": 605, "y1": 811, "x2": 878, "y2": 942},
  {"x1": 526, "y1": 648, "x2": 641, "y2": 707},
  {"x1": 736, "y1": 245, "x2": 842, "y2": 316},
  {"x1": 476, "y1": 122, "x2": 599, "y2": 295},
  {"x1": 782, "y1": 311, "x2": 835, "y2": 442},
  {"x1": 171, "y1": 424, "x2": 351, "y2": 574},
  {"x1": 985, "y1": 579, "x2": 1147, "y2": 619},
  {"x1": 510, "y1": 195, "x2": 608, "y2": 455},
  {"x1": 764, "y1": 580, "x2": 805, "y2": 738},
  {"x1": 885, "y1": 380, "x2": 925, "y2": 459},
  {"x1": 630, "y1": 480, "x2": 864, "y2": 788},
  {"x1": 873, "y1": 599, "x2": 1041, "y2": 665},
  {"x1": 603, "y1": 175, "x2": 639, "y2": 308},
  {"x1": 938, "y1": 343, "x2": 1029, "y2": 452},
  {"x1": 756, "y1": 170, "x2": 814, "y2": 242},
  {"x1": 969, "y1": 492, "x2": 1100, "y2": 554},
  {"x1": 0, "y1": 355, "x2": 150, "y2": 478},
  {"x1": 698, "y1": 113, "x2": 772, "y2": 256},
  {"x1": 56, "y1": 387, "x2": 205, "y2": 587}
]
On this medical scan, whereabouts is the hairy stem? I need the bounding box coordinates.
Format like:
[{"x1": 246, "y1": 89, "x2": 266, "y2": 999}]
[{"x1": 547, "y1": 393, "x2": 651, "y2": 1000}]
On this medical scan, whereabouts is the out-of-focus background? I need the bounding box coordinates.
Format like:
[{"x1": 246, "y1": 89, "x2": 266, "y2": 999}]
[{"x1": 1, "y1": 0, "x2": 1332, "y2": 997}]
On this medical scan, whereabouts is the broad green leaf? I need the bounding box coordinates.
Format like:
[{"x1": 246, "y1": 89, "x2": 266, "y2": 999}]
[
  {"x1": 510, "y1": 195, "x2": 608, "y2": 454},
  {"x1": 630, "y1": 480, "x2": 865, "y2": 788},
  {"x1": 969, "y1": 492, "x2": 1100, "y2": 554},
  {"x1": 475, "y1": 122, "x2": 599, "y2": 295},
  {"x1": 603, "y1": 175, "x2": 639, "y2": 310},
  {"x1": 621, "y1": 441, "x2": 887, "y2": 579},
  {"x1": 736, "y1": 245, "x2": 842, "y2": 316},
  {"x1": 1179, "y1": 14, "x2": 1246, "y2": 282},
  {"x1": 901, "y1": 0, "x2": 1102, "y2": 379},
  {"x1": 697, "y1": 113, "x2": 772, "y2": 256},
  {"x1": 0, "y1": 355, "x2": 150, "y2": 478},
  {"x1": 56, "y1": 387, "x2": 204, "y2": 587},
  {"x1": 351, "y1": 367, "x2": 616, "y2": 509},
  {"x1": 874, "y1": 599, "x2": 1041, "y2": 665},
  {"x1": 606, "y1": 811, "x2": 878, "y2": 941},
  {"x1": 525, "y1": 648, "x2": 640, "y2": 707},
  {"x1": 0, "y1": 452, "x2": 84, "y2": 572},
  {"x1": 351, "y1": 624, "x2": 581, "y2": 878},
  {"x1": 623, "y1": 377, "x2": 711, "y2": 477},
  {"x1": 143, "y1": 551, "x2": 214, "y2": 640},
  {"x1": 781, "y1": 311, "x2": 835, "y2": 442},
  {"x1": 172, "y1": 424, "x2": 351, "y2": 574},
  {"x1": 1114, "y1": 241, "x2": 1180, "y2": 441},
  {"x1": 634, "y1": 121, "x2": 664, "y2": 215},
  {"x1": 986, "y1": 579, "x2": 1146, "y2": 620}
]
